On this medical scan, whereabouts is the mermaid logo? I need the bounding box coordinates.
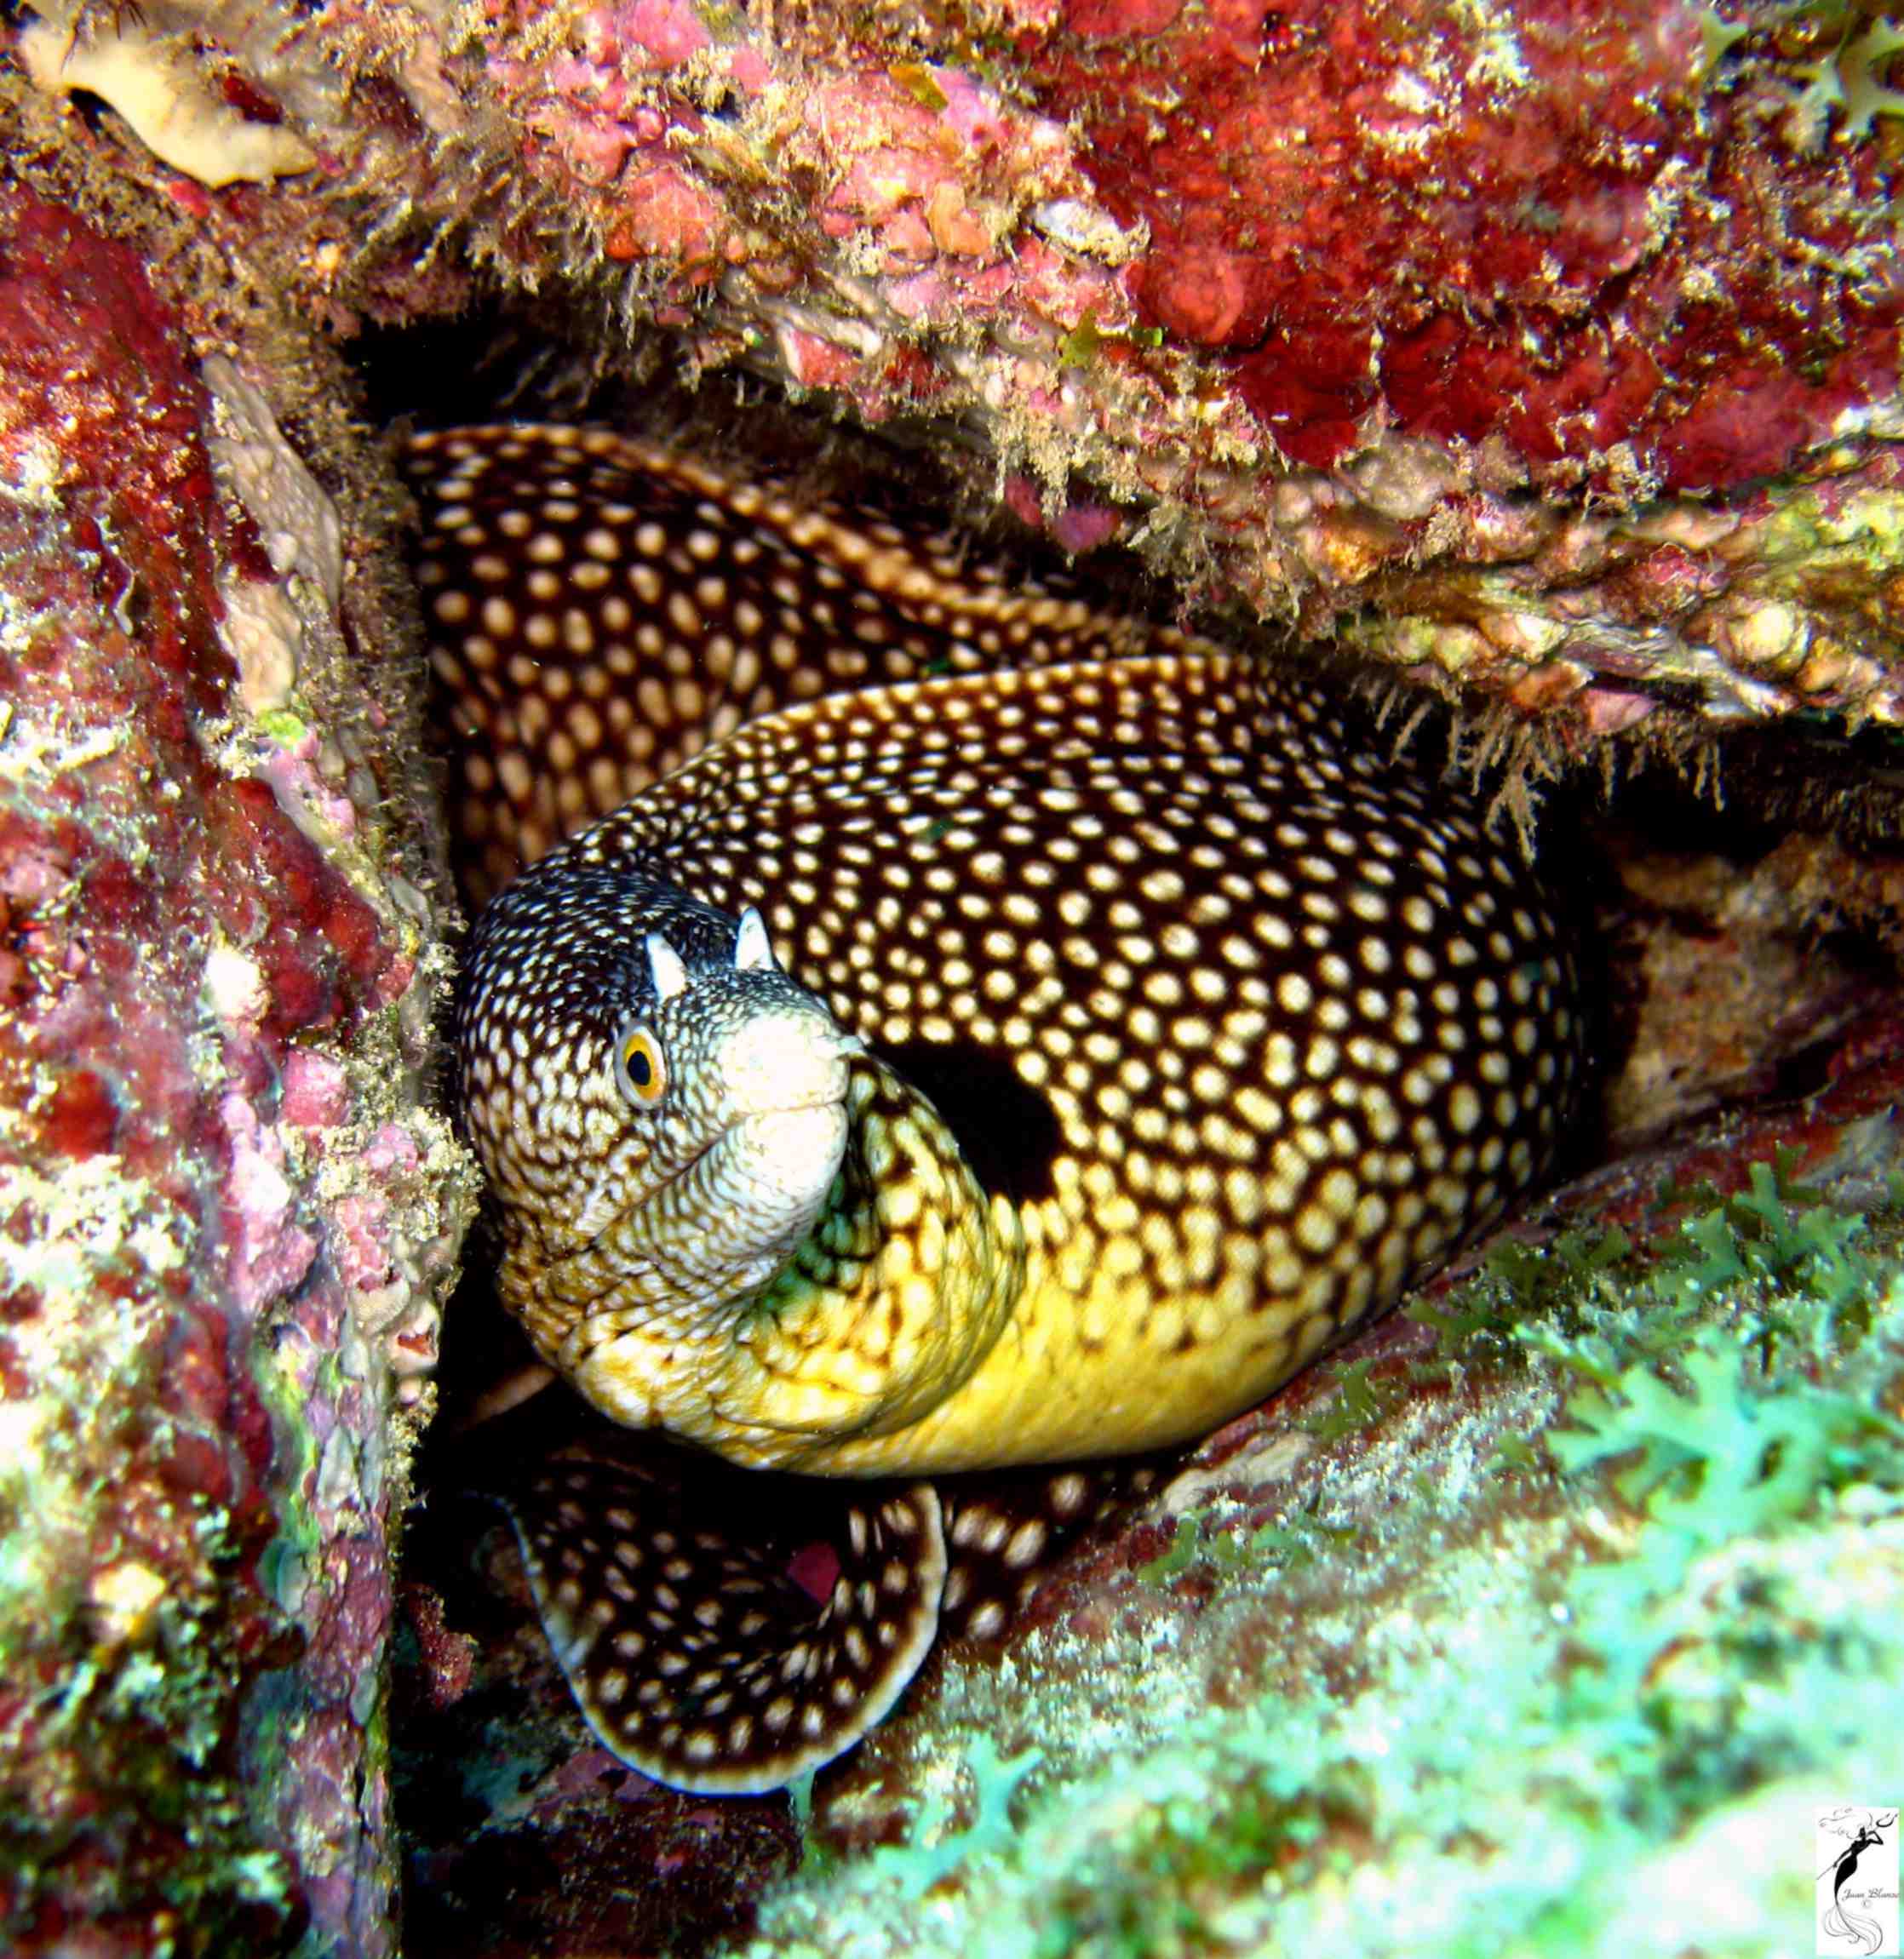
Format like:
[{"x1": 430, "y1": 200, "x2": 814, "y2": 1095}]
[{"x1": 1818, "y1": 1807, "x2": 1900, "y2": 1956}]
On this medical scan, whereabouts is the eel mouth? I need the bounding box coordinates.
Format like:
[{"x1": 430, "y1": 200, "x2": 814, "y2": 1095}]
[
  {"x1": 691, "y1": 1021, "x2": 863, "y2": 1195},
  {"x1": 695, "y1": 1022, "x2": 864, "y2": 1215},
  {"x1": 698, "y1": 1095, "x2": 853, "y2": 1217},
  {"x1": 565, "y1": 1075, "x2": 857, "y2": 1259}
]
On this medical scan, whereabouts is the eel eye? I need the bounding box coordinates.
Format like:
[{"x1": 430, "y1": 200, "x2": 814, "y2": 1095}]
[{"x1": 615, "y1": 1025, "x2": 668, "y2": 1106}]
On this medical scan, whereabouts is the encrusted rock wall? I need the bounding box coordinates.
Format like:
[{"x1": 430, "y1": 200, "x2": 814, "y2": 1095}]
[
  {"x1": 0, "y1": 184, "x2": 472, "y2": 1955},
  {"x1": 6, "y1": 0, "x2": 1901, "y2": 744}
]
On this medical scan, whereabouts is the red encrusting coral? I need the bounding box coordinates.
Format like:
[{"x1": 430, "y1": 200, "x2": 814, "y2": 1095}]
[
  {"x1": 203, "y1": 776, "x2": 393, "y2": 1037},
  {"x1": 9, "y1": 0, "x2": 1900, "y2": 726},
  {"x1": 1028, "y1": 0, "x2": 1901, "y2": 488},
  {"x1": 0, "y1": 190, "x2": 231, "y2": 712},
  {"x1": 339, "y1": 0, "x2": 1901, "y2": 728},
  {"x1": 471, "y1": 0, "x2": 1904, "y2": 498}
]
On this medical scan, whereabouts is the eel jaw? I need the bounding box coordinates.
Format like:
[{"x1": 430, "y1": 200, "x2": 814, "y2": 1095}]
[
  {"x1": 673, "y1": 1007, "x2": 864, "y2": 1291},
  {"x1": 564, "y1": 1097, "x2": 851, "y2": 1263},
  {"x1": 699, "y1": 1100, "x2": 853, "y2": 1266},
  {"x1": 562, "y1": 1011, "x2": 862, "y2": 1283}
]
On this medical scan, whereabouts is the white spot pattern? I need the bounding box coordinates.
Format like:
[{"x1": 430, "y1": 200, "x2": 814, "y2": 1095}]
[{"x1": 431, "y1": 423, "x2": 1589, "y2": 1790}]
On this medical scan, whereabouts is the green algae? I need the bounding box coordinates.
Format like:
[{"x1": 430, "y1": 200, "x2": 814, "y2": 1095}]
[
  {"x1": 857, "y1": 1737, "x2": 1045, "y2": 1900},
  {"x1": 734, "y1": 1157, "x2": 1904, "y2": 1956},
  {"x1": 1786, "y1": 3, "x2": 1904, "y2": 146}
]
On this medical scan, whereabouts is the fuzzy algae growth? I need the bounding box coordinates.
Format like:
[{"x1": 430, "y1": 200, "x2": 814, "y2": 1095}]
[{"x1": 740, "y1": 1154, "x2": 1904, "y2": 1956}]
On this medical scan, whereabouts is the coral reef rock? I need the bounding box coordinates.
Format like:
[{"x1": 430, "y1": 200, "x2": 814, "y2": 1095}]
[
  {"x1": 10, "y1": 0, "x2": 1902, "y2": 741},
  {"x1": 0, "y1": 186, "x2": 471, "y2": 1956}
]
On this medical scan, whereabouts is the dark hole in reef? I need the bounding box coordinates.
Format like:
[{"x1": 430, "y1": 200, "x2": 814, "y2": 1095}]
[
  {"x1": 1766, "y1": 1029, "x2": 1855, "y2": 1103},
  {"x1": 356, "y1": 302, "x2": 536, "y2": 430},
  {"x1": 875, "y1": 1037, "x2": 1066, "y2": 1203},
  {"x1": 63, "y1": 89, "x2": 113, "y2": 135}
]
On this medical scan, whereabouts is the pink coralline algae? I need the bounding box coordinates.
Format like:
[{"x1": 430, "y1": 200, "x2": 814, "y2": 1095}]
[
  {"x1": 350, "y1": 0, "x2": 1898, "y2": 730},
  {"x1": 280, "y1": 1051, "x2": 353, "y2": 1131},
  {"x1": 0, "y1": 187, "x2": 468, "y2": 1956},
  {"x1": 7, "y1": 0, "x2": 1902, "y2": 727},
  {"x1": 222, "y1": 1091, "x2": 322, "y2": 1313}
]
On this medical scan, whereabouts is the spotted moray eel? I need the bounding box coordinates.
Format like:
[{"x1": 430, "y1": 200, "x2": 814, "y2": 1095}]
[{"x1": 407, "y1": 425, "x2": 1587, "y2": 1795}]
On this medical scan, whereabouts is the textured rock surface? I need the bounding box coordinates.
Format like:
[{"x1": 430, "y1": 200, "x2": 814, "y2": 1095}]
[
  {"x1": 5, "y1": 0, "x2": 1902, "y2": 741},
  {"x1": 0, "y1": 186, "x2": 472, "y2": 1955}
]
